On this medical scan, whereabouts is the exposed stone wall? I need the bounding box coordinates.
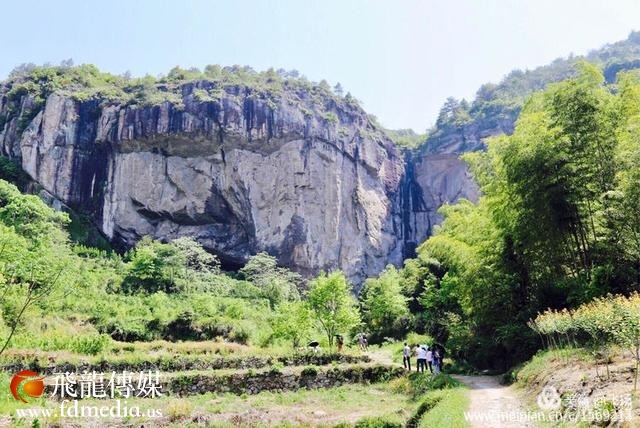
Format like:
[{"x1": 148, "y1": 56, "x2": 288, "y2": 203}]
[
  {"x1": 169, "y1": 365, "x2": 405, "y2": 396},
  {"x1": 3, "y1": 353, "x2": 371, "y2": 376}
]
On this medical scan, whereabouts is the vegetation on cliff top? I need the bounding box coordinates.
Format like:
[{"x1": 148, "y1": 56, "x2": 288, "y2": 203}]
[
  {"x1": 425, "y1": 30, "x2": 640, "y2": 153},
  {"x1": 0, "y1": 61, "x2": 362, "y2": 123}
]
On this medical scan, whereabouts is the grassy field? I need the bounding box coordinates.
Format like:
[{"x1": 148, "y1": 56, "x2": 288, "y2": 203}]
[
  {"x1": 0, "y1": 341, "x2": 470, "y2": 427},
  {"x1": 417, "y1": 389, "x2": 469, "y2": 427}
]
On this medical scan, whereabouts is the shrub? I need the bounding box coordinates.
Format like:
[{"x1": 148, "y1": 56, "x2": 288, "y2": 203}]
[
  {"x1": 407, "y1": 373, "x2": 462, "y2": 399},
  {"x1": 165, "y1": 399, "x2": 194, "y2": 422},
  {"x1": 97, "y1": 319, "x2": 156, "y2": 342},
  {"x1": 269, "y1": 363, "x2": 283, "y2": 374},
  {"x1": 69, "y1": 334, "x2": 111, "y2": 355},
  {"x1": 300, "y1": 367, "x2": 318, "y2": 377},
  {"x1": 163, "y1": 310, "x2": 202, "y2": 341},
  {"x1": 229, "y1": 327, "x2": 250, "y2": 345}
]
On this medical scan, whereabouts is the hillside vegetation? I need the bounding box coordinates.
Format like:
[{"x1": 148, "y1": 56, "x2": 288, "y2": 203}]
[
  {"x1": 395, "y1": 63, "x2": 640, "y2": 370},
  {"x1": 425, "y1": 30, "x2": 640, "y2": 153}
]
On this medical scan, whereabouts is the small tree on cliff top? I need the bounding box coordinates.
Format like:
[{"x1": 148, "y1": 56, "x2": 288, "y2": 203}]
[{"x1": 306, "y1": 271, "x2": 361, "y2": 350}]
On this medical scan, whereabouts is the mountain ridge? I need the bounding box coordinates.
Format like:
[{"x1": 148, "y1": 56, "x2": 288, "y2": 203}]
[
  {"x1": 2, "y1": 31, "x2": 640, "y2": 284},
  {"x1": 421, "y1": 30, "x2": 640, "y2": 155},
  {"x1": 1, "y1": 65, "x2": 454, "y2": 285}
]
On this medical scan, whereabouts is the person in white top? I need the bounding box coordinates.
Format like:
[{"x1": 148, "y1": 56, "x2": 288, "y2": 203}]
[
  {"x1": 416, "y1": 345, "x2": 427, "y2": 372},
  {"x1": 402, "y1": 343, "x2": 412, "y2": 371},
  {"x1": 426, "y1": 348, "x2": 434, "y2": 373}
]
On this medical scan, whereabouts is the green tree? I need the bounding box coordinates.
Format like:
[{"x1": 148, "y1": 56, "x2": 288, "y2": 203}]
[
  {"x1": 122, "y1": 237, "x2": 186, "y2": 293},
  {"x1": 271, "y1": 301, "x2": 314, "y2": 348},
  {"x1": 171, "y1": 237, "x2": 220, "y2": 274},
  {"x1": 0, "y1": 181, "x2": 81, "y2": 356},
  {"x1": 405, "y1": 65, "x2": 640, "y2": 368},
  {"x1": 306, "y1": 271, "x2": 361, "y2": 349},
  {"x1": 360, "y1": 266, "x2": 409, "y2": 342},
  {"x1": 240, "y1": 252, "x2": 300, "y2": 309}
]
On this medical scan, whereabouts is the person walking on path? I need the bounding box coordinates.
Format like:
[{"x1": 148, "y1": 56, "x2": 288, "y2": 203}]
[
  {"x1": 434, "y1": 349, "x2": 442, "y2": 373},
  {"x1": 416, "y1": 345, "x2": 427, "y2": 372},
  {"x1": 358, "y1": 333, "x2": 365, "y2": 351},
  {"x1": 402, "y1": 343, "x2": 412, "y2": 370},
  {"x1": 426, "y1": 347, "x2": 434, "y2": 373}
]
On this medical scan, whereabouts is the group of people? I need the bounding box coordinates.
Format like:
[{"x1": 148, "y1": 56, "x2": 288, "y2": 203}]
[
  {"x1": 402, "y1": 343, "x2": 442, "y2": 373},
  {"x1": 357, "y1": 333, "x2": 369, "y2": 351},
  {"x1": 332, "y1": 333, "x2": 367, "y2": 353}
]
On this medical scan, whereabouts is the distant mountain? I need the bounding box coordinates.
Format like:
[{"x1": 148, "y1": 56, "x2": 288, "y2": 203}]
[
  {"x1": 423, "y1": 30, "x2": 640, "y2": 154},
  {"x1": 1, "y1": 31, "x2": 638, "y2": 284}
]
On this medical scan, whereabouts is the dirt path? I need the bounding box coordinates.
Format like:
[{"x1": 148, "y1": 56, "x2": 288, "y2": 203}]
[
  {"x1": 453, "y1": 375, "x2": 537, "y2": 428},
  {"x1": 365, "y1": 348, "x2": 397, "y2": 366}
]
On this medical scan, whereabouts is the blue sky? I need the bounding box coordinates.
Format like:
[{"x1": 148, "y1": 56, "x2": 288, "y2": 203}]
[{"x1": 1, "y1": 0, "x2": 638, "y2": 131}]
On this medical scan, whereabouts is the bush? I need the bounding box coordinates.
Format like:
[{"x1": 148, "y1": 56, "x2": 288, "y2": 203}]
[
  {"x1": 69, "y1": 334, "x2": 111, "y2": 355},
  {"x1": 407, "y1": 373, "x2": 462, "y2": 399},
  {"x1": 163, "y1": 310, "x2": 201, "y2": 341},
  {"x1": 97, "y1": 318, "x2": 156, "y2": 342},
  {"x1": 229, "y1": 327, "x2": 250, "y2": 345},
  {"x1": 300, "y1": 367, "x2": 318, "y2": 377},
  {"x1": 269, "y1": 363, "x2": 283, "y2": 374}
]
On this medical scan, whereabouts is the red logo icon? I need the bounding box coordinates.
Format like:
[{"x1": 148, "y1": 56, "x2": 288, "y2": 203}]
[{"x1": 10, "y1": 370, "x2": 45, "y2": 402}]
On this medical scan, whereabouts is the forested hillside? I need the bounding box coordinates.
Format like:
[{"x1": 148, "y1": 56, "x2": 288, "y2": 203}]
[
  {"x1": 424, "y1": 30, "x2": 640, "y2": 155},
  {"x1": 392, "y1": 63, "x2": 640, "y2": 369}
]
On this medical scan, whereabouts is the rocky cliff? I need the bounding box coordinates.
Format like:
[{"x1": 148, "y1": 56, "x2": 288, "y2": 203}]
[{"x1": 0, "y1": 67, "x2": 477, "y2": 284}]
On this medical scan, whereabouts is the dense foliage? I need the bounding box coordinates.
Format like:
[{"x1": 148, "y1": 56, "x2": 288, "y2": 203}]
[
  {"x1": 0, "y1": 175, "x2": 365, "y2": 355},
  {"x1": 397, "y1": 64, "x2": 640, "y2": 369},
  {"x1": 530, "y1": 293, "x2": 640, "y2": 388},
  {"x1": 3, "y1": 35, "x2": 640, "y2": 372}
]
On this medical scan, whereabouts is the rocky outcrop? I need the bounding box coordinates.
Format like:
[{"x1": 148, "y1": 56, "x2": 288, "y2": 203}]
[
  {"x1": 425, "y1": 118, "x2": 515, "y2": 155},
  {"x1": 0, "y1": 78, "x2": 477, "y2": 285},
  {"x1": 398, "y1": 151, "x2": 478, "y2": 257}
]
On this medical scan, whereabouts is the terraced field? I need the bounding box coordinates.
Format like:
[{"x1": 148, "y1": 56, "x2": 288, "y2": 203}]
[{"x1": 2, "y1": 342, "x2": 460, "y2": 427}]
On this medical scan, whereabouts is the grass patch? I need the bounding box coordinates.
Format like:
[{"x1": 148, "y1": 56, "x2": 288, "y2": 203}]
[
  {"x1": 404, "y1": 373, "x2": 463, "y2": 399},
  {"x1": 353, "y1": 416, "x2": 403, "y2": 427},
  {"x1": 418, "y1": 388, "x2": 469, "y2": 428},
  {"x1": 9, "y1": 383, "x2": 417, "y2": 427},
  {"x1": 407, "y1": 393, "x2": 442, "y2": 427}
]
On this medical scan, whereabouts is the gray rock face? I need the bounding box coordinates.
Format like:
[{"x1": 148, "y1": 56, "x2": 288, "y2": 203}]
[
  {"x1": 397, "y1": 151, "x2": 478, "y2": 257},
  {"x1": 0, "y1": 81, "x2": 477, "y2": 285}
]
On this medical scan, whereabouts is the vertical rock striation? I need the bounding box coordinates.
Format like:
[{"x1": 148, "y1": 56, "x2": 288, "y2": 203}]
[{"x1": 0, "y1": 79, "x2": 476, "y2": 285}]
